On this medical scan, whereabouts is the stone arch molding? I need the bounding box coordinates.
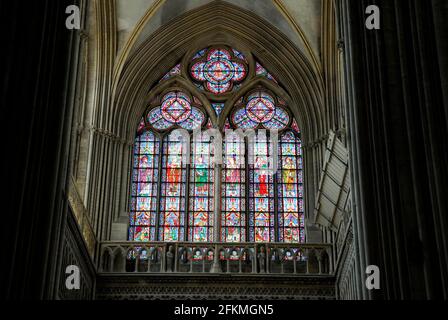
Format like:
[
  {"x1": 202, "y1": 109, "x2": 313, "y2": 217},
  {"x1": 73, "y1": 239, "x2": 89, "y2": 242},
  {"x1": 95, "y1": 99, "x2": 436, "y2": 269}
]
[{"x1": 112, "y1": 1, "x2": 325, "y2": 146}]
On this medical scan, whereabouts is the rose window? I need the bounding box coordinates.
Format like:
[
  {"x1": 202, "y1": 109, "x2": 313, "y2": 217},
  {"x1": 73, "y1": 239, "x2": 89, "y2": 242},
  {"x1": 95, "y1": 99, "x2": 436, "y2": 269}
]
[{"x1": 190, "y1": 48, "x2": 247, "y2": 94}]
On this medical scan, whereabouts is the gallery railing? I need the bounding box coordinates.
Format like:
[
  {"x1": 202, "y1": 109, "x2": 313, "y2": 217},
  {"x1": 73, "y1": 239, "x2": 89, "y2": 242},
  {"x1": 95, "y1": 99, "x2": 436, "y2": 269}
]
[{"x1": 99, "y1": 242, "x2": 333, "y2": 275}]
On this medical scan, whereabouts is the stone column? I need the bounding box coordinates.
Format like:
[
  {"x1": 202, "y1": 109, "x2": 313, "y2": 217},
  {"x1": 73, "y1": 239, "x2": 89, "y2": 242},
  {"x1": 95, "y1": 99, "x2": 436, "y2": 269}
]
[{"x1": 210, "y1": 163, "x2": 222, "y2": 273}]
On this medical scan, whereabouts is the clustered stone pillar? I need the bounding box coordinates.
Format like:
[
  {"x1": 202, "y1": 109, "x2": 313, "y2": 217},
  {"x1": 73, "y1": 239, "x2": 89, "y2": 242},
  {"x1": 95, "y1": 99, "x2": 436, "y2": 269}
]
[{"x1": 337, "y1": 0, "x2": 448, "y2": 299}]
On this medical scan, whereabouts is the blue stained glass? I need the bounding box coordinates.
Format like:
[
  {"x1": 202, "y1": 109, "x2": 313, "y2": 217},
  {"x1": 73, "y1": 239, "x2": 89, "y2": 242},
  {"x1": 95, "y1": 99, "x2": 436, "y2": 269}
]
[
  {"x1": 232, "y1": 49, "x2": 247, "y2": 62},
  {"x1": 281, "y1": 143, "x2": 296, "y2": 155},
  {"x1": 212, "y1": 103, "x2": 225, "y2": 116},
  {"x1": 206, "y1": 81, "x2": 232, "y2": 94},
  {"x1": 135, "y1": 182, "x2": 152, "y2": 197},
  {"x1": 158, "y1": 134, "x2": 187, "y2": 241},
  {"x1": 193, "y1": 49, "x2": 207, "y2": 59},
  {"x1": 147, "y1": 92, "x2": 208, "y2": 132},
  {"x1": 193, "y1": 227, "x2": 209, "y2": 242},
  {"x1": 152, "y1": 118, "x2": 173, "y2": 130},
  {"x1": 264, "y1": 107, "x2": 290, "y2": 130},
  {"x1": 207, "y1": 48, "x2": 232, "y2": 60},
  {"x1": 135, "y1": 212, "x2": 150, "y2": 225},
  {"x1": 254, "y1": 212, "x2": 270, "y2": 226},
  {"x1": 163, "y1": 227, "x2": 179, "y2": 242},
  {"x1": 232, "y1": 107, "x2": 257, "y2": 129},
  {"x1": 255, "y1": 62, "x2": 278, "y2": 83},
  {"x1": 178, "y1": 107, "x2": 205, "y2": 130},
  {"x1": 148, "y1": 107, "x2": 163, "y2": 123}
]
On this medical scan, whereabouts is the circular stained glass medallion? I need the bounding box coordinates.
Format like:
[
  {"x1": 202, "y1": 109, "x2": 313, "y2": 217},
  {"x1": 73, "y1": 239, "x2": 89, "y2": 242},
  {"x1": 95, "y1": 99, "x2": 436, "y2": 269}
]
[
  {"x1": 203, "y1": 59, "x2": 235, "y2": 84},
  {"x1": 161, "y1": 91, "x2": 192, "y2": 123},
  {"x1": 190, "y1": 48, "x2": 247, "y2": 95},
  {"x1": 245, "y1": 92, "x2": 276, "y2": 123}
]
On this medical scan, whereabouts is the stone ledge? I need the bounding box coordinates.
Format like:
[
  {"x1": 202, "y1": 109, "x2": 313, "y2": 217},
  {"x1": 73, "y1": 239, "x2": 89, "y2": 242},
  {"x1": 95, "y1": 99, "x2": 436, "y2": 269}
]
[{"x1": 95, "y1": 274, "x2": 335, "y2": 300}]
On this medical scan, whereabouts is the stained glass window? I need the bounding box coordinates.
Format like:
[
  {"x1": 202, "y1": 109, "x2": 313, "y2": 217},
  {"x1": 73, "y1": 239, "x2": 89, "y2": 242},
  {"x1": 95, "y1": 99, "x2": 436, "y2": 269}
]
[
  {"x1": 227, "y1": 88, "x2": 305, "y2": 243},
  {"x1": 130, "y1": 47, "x2": 306, "y2": 245},
  {"x1": 249, "y1": 134, "x2": 275, "y2": 242},
  {"x1": 159, "y1": 133, "x2": 187, "y2": 241},
  {"x1": 278, "y1": 131, "x2": 305, "y2": 242},
  {"x1": 190, "y1": 47, "x2": 247, "y2": 94},
  {"x1": 129, "y1": 131, "x2": 160, "y2": 241},
  {"x1": 188, "y1": 134, "x2": 214, "y2": 242},
  {"x1": 221, "y1": 133, "x2": 246, "y2": 242}
]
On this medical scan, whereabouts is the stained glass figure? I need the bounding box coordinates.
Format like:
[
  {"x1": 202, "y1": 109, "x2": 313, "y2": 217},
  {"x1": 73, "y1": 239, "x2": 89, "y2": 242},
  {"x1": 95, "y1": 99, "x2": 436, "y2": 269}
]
[
  {"x1": 248, "y1": 135, "x2": 275, "y2": 242},
  {"x1": 159, "y1": 133, "x2": 187, "y2": 241},
  {"x1": 264, "y1": 107, "x2": 290, "y2": 130},
  {"x1": 221, "y1": 133, "x2": 246, "y2": 242},
  {"x1": 190, "y1": 47, "x2": 247, "y2": 94},
  {"x1": 189, "y1": 133, "x2": 214, "y2": 242},
  {"x1": 129, "y1": 131, "x2": 160, "y2": 241},
  {"x1": 277, "y1": 131, "x2": 305, "y2": 243}
]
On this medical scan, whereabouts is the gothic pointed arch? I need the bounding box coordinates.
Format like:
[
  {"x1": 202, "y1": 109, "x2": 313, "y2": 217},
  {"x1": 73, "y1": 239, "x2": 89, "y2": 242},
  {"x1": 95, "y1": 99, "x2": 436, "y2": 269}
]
[
  {"x1": 128, "y1": 38, "x2": 306, "y2": 244},
  {"x1": 103, "y1": 1, "x2": 328, "y2": 244},
  {"x1": 113, "y1": 1, "x2": 325, "y2": 145}
]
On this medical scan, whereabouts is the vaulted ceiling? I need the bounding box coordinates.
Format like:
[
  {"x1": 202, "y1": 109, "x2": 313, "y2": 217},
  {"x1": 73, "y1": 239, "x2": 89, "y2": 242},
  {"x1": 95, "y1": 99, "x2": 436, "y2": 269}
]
[{"x1": 116, "y1": 0, "x2": 322, "y2": 74}]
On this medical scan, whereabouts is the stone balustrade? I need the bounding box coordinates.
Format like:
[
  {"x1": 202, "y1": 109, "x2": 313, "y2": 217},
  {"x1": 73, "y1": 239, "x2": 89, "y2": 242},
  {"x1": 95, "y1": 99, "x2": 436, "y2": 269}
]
[{"x1": 99, "y1": 241, "x2": 333, "y2": 275}]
